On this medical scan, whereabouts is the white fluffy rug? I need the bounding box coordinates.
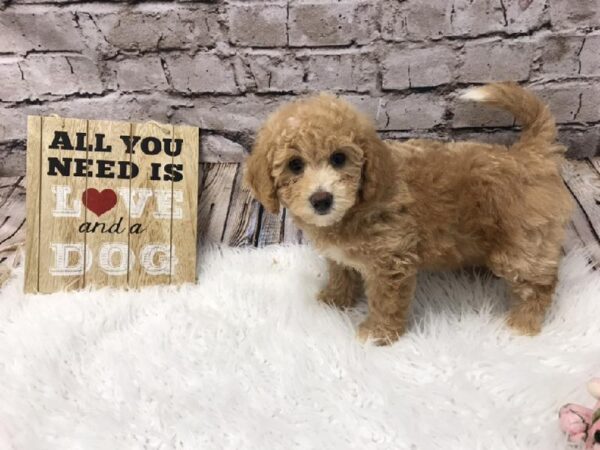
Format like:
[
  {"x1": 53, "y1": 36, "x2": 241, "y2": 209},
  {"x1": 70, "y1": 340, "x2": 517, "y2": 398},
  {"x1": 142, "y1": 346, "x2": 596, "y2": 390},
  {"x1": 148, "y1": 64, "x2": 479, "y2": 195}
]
[{"x1": 1, "y1": 246, "x2": 600, "y2": 450}]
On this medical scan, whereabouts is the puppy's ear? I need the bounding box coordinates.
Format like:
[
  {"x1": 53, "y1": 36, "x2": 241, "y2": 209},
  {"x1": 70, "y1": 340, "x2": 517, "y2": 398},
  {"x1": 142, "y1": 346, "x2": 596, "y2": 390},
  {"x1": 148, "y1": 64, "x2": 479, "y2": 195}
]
[
  {"x1": 359, "y1": 129, "x2": 396, "y2": 203},
  {"x1": 244, "y1": 128, "x2": 280, "y2": 214}
]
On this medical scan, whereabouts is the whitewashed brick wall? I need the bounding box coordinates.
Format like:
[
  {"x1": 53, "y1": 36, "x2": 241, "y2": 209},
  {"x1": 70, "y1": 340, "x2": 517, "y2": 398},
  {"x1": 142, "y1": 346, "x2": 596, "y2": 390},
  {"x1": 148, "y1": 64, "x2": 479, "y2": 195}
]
[{"x1": 0, "y1": 0, "x2": 599, "y2": 175}]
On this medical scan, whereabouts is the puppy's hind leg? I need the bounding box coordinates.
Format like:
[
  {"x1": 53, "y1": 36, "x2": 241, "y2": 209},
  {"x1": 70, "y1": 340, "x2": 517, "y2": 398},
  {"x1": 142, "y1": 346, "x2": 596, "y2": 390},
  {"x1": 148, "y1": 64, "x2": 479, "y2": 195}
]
[
  {"x1": 487, "y1": 246, "x2": 561, "y2": 335},
  {"x1": 506, "y1": 278, "x2": 557, "y2": 335},
  {"x1": 317, "y1": 259, "x2": 363, "y2": 308}
]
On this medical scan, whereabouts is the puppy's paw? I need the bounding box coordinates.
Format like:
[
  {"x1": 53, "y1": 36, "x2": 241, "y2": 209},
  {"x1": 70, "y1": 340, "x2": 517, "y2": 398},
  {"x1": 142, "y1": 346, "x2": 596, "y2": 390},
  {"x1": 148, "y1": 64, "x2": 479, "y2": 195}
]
[
  {"x1": 507, "y1": 310, "x2": 543, "y2": 336},
  {"x1": 357, "y1": 317, "x2": 404, "y2": 345},
  {"x1": 317, "y1": 288, "x2": 356, "y2": 309}
]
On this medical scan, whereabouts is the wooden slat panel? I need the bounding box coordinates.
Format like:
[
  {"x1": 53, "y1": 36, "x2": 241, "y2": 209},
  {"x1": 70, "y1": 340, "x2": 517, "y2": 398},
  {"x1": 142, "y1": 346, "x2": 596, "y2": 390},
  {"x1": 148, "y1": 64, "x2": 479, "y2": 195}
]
[
  {"x1": 127, "y1": 122, "x2": 173, "y2": 288},
  {"x1": 198, "y1": 163, "x2": 237, "y2": 246},
  {"x1": 83, "y1": 119, "x2": 131, "y2": 289},
  {"x1": 0, "y1": 177, "x2": 26, "y2": 269},
  {"x1": 563, "y1": 160, "x2": 600, "y2": 243},
  {"x1": 22, "y1": 118, "x2": 199, "y2": 292},
  {"x1": 587, "y1": 157, "x2": 600, "y2": 179},
  {"x1": 257, "y1": 207, "x2": 305, "y2": 247},
  {"x1": 0, "y1": 176, "x2": 21, "y2": 207},
  {"x1": 281, "y1": 208, "x2": 304, "y2": 245},
  {"x1": 0, "y1": 177, "x2": 26, "y2": 246},
  {"x1": 38, "y1": 116, "x2": 88, "y2": 293},
  {"x1": 564, "y1": 198, "x2": 600, "y2": 262},
  {"x1": 170, "y1": 126, "x2": 199, "y2": 284},
  {"x1": 257, "y1": 208, "x2": 284, "y2": 247},
  {"x1": 563, "y1": 220, "x2": 584, "y2": 255},
  {"x1": 24, "y1": 116, "x2": 42, "y2": 292},
  {"x1": 221, "y1": 164, "x2": 260, "y2": 247},
  {"x1": 0, "y1": 177, "x2": 26, "y2": 250}
]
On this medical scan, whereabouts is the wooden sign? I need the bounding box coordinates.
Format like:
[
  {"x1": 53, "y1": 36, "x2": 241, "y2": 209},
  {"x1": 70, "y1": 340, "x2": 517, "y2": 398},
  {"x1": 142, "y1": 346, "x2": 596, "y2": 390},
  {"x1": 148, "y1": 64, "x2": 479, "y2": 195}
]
[{"x1": 24, "y1": 116, "x2": 199, "y2": 293}]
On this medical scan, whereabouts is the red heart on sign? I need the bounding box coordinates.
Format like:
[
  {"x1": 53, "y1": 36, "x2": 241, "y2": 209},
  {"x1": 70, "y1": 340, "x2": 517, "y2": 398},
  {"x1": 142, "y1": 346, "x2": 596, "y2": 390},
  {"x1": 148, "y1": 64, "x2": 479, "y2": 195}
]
[{"x1": 82, "y1": 188, "x2": 118, "y2": 217}]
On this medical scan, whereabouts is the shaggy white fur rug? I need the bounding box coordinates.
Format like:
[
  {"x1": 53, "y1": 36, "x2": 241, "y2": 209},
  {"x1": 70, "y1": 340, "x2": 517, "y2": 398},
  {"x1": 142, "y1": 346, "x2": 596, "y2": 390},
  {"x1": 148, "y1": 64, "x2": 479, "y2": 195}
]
[{"x1": 1, "y1": 246, "x2": 599, "y2": 450}]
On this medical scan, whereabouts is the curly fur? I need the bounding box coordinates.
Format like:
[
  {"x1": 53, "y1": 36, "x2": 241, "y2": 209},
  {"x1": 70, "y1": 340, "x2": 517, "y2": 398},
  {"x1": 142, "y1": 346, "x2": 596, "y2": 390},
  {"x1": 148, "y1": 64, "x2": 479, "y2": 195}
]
[{"x1": 244, "y1": 82, "x2": 574, "y2": 345}]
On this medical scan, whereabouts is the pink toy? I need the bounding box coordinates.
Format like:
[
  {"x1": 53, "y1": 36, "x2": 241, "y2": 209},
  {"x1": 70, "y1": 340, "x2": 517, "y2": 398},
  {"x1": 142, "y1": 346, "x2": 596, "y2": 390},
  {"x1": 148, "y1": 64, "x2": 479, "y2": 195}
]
[{"x1": 560, "y1": 378, "x2": 600, "y2": 448}]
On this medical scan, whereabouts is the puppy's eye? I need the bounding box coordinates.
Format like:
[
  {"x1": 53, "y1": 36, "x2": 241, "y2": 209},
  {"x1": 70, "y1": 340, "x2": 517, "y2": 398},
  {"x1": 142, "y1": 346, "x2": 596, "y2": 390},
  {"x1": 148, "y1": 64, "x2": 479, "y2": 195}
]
[
  {"x1": 330, "y1": 151, "x2": 346, "y2": 168},
  {"x1": 288, "y1": 157, "x2": 304, "y2": 174}
]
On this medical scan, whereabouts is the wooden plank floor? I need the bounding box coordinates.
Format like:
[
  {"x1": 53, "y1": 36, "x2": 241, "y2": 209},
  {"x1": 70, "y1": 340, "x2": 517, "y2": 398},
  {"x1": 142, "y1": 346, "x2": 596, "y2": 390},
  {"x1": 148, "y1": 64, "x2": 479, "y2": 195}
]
[
  {"x1": 1, "y1": 158, "x2": 600, "y2": 274},
  {"x1": 0, "y1": 177, "x2": 25, "y2": 263},
  {"x1": 562, "y1": 159, "x2": 600, "y2": 263}
]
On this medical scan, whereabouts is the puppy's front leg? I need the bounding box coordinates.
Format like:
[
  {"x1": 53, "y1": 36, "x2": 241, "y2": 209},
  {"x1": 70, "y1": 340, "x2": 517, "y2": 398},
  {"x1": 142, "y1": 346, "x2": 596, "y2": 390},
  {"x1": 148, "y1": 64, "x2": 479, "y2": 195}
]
[
  {"x1": 317, "y1": 259, "x2": 363, "y2": 308},
  {"x1": 358, "y1": 264, "x2": 416, "y2": 345}
]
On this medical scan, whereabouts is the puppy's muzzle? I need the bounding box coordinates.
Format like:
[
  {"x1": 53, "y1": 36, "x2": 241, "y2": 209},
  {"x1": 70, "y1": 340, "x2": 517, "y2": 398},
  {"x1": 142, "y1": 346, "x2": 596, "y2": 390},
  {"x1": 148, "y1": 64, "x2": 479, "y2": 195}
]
[{"x1": 309, "y1": 191, "x2": 333, "y2": 215}]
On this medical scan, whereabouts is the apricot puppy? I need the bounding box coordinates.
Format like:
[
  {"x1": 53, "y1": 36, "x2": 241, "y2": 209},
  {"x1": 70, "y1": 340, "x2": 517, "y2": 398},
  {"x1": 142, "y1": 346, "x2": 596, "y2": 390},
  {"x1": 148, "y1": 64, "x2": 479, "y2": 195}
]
[{"x1": 244, "y1": 82, "x2": 573, "y2": 345}]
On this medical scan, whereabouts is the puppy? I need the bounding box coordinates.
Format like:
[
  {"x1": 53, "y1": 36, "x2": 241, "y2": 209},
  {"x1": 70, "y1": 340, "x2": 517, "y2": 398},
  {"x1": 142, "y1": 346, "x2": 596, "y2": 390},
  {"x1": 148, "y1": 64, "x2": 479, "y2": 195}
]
[{"x1": 244, "y1": 82, "x2": 573, "y2": 344}]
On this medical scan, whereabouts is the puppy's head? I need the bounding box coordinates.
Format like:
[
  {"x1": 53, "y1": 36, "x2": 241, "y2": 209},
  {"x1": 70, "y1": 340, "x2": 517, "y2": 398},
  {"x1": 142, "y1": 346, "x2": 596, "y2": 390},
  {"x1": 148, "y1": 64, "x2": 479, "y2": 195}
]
[{"x1": 244, "y1": 93, "x2": 393, "y2": 227}]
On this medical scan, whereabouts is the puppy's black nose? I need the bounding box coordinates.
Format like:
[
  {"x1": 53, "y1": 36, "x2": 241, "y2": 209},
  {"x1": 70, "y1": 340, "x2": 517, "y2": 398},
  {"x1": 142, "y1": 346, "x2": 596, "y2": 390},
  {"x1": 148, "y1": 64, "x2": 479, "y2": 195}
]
[
  {"x1": 310, "y1": 191, "x2": 333, "y2": 214},
  {"x1": 595, "y1": 430, "x2": 600, "y2": 443}
]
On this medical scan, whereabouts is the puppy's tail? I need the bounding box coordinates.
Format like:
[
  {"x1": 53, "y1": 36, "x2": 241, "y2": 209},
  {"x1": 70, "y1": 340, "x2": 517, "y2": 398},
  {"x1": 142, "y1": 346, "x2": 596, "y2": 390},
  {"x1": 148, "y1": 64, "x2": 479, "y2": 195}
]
[{"x1": 460, "y1": 82, "x2": 564, "y2": 156}]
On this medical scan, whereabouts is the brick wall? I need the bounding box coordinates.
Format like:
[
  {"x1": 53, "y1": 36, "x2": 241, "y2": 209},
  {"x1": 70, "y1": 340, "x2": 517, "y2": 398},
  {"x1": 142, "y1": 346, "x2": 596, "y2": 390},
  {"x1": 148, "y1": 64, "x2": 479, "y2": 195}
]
[{"x1": 1, "y1": 0, "x2": 599, "y2": 176}]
